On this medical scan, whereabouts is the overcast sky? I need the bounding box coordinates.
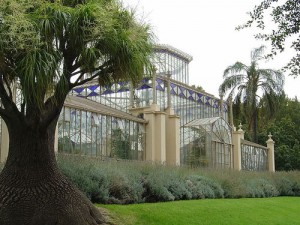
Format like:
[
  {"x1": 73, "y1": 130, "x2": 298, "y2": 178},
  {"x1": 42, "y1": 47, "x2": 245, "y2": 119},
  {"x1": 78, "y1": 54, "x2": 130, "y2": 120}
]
[{"x1": 122, "y1": 0, "x2": 299, "y2": 99}]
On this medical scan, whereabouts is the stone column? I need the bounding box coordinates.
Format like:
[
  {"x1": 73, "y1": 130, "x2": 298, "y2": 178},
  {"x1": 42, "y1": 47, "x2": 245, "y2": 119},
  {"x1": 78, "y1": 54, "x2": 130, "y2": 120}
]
[
  {"x1": 154, "y1": 111, "x2": 166, "y2": 163},
  {"x1": 165, "y1": 112, "x2": 180, "y2": 166},
  {"x1": 143, "y1": 111, "x2": 156, "y2": 162},
  {"x1": 143, "y1": 105, "x2": 167, "y2": 164},
  {"x1": 266, "y1": 133, "x2": 275, "y2": 172},
  {"x1": 232, "y1": 123, "x2": 244, "y2": 170}
]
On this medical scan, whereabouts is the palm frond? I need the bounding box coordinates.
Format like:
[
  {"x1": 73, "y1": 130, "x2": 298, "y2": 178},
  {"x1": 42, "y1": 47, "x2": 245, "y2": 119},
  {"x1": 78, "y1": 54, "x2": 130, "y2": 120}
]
[
  {"x1": 223, "y1": 62, "x2": 248, "y2": 78},
  {"x1": 16, "y1": 47, "x2": 62, "y2": 110},
  {"x1": 251, "y1": 45, "x2": 265, "y2": 62},
  {"x1": 219, "y1": 74, "x2": 246, "y2": 95},
  {"x1": 258, "y1": 68, "x2": 284, "y2": 92}
]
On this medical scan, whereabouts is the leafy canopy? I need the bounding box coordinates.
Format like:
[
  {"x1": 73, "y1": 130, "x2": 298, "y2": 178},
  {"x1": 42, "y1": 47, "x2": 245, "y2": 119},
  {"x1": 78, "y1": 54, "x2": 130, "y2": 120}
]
[
  {"x1": 0, "y1": 0, "x2": 154, "y2": 120},
  {"x1": 219, "y1": 46, "x2": 284, "y2": 141},
  {"x1": 237, "y1": 0, "x2": 300, "y2": 76},
  {"x1": 257, "y1": 96, "x2": 300, "y2": 170}
]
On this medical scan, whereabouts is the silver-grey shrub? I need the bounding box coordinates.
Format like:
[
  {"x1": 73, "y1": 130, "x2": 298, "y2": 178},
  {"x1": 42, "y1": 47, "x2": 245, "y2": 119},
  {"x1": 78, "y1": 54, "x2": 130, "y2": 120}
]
[
  {"x1": 244, "y1": 178, "x2": 279, "y2": 198},
  {"x1": 53, "y1": 155, "x2": 300, "y2": 204},
  {"x1": 186, "y1": 175, "x2": 224, "y2": 199},
  {"x1": 57, "y1": 157, "x2": 110, "y2": 203}
]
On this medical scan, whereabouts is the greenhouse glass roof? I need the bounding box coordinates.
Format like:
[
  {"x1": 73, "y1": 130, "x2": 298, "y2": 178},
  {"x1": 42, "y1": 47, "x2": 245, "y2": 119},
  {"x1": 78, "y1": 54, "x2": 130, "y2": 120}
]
[{"x1": 184, "y1": 117, "x2": 232, "y2": 144}]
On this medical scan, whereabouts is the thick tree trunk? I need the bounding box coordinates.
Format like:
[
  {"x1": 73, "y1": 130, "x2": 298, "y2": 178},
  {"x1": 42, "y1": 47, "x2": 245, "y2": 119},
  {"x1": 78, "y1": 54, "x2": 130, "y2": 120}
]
[{"x1": 0, "y1": 119, "x2": 107, "y2": 225}]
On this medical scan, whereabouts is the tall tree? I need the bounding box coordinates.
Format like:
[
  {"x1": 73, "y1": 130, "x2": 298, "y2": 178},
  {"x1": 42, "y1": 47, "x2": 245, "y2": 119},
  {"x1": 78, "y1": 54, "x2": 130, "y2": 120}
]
[
  {"x1": 219, "y1": 46, "x2": 284, "y2": 142},
  {"x1": 237, "y1": 0, "x2": 300, "y2": 76},
  {"x1": 0, "y1": 0, "x2": 153, "y2": 224},
  {"x1": 257, "y1": 96, "x2": 300, "y2": 171}
]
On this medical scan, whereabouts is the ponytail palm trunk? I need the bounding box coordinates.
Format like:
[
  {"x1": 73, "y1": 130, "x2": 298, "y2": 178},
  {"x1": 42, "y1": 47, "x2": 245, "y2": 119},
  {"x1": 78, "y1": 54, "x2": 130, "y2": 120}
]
[
  {"x1": 0, "y1": 1, "x2": 154, "y2": 224},
  {"x1": 0, "y1": 114, "x2": 104, "y2": 224},
  {"x1": 219, "y1": 46, "x2": 284, "y2": 142}
]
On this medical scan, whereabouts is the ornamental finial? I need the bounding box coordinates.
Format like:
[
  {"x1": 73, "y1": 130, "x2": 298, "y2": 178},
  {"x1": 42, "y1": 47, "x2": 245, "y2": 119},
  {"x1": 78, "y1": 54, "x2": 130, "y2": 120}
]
[
  {"x1": 268, "y1": 133, "x2": 273, "y2": 140},
  {"x1": 238, "y1": 123, "x2": 243, "y2": 131}
]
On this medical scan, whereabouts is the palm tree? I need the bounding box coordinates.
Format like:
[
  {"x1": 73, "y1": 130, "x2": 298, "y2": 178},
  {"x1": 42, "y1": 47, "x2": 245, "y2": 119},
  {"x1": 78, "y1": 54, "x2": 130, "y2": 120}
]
[
  {"x1": 219, "y1": 46, "x2": 284, "y2": 142},
  {"x1": 0, "y1": 1, "x2": 153, "y2": 224}
]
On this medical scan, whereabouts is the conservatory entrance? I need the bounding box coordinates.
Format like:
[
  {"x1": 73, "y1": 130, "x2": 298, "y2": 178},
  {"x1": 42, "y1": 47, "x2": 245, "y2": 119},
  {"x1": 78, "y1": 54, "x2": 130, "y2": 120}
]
[{"x1": 183, "y1": 117, "x2": 233, "y2": 168}]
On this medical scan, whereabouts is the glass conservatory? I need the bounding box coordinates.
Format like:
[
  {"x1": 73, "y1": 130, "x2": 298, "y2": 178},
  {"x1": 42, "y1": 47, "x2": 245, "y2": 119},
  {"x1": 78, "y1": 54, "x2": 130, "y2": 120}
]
[
  {"x1": 57, "y1": 44, "x2": 229, "y2": 166},
  {"x1": 58, "y1": 96, "x2": 146, "y2": 160},
  {"x1": 0, "y1": 44, "x2": 275, "y2": 171}
]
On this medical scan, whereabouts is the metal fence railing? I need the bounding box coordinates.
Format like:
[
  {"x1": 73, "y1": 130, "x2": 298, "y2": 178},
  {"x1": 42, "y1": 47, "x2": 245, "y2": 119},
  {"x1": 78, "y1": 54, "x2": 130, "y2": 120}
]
[{"x1": 241, "y1": 139, "x2": 268, "y2": 171}]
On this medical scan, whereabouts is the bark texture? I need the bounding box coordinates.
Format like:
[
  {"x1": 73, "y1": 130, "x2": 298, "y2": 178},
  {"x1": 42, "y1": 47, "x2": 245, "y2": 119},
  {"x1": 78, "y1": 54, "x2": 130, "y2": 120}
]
[{"x1": 0, "y1": 120, "x2": 107, "y2": 225}]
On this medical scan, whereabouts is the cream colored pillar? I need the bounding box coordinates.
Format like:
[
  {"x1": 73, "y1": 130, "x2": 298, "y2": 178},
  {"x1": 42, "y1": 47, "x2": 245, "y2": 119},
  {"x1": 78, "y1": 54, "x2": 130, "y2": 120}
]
[
  {"x1": 154, "y1": 111, "x2": 166, "y2": 163},
  {"x1": 266, "y1": 133, "x2": 275, "y2": 172},
  {"x1": 144, "y1": 111, "x2": 156, "y2": 162},
  {"x1": 232, "y1": 123, "x2": 244, "y2": 170},
  {"x1": 143, "y1": 104, "x2": 167, "y2": 164},
  {"x1": 0, "y1": 120, "x2": 9, "y2": 163},
  {"x1": 165, "y1": 108, "x2": 180, "y2": 165}
]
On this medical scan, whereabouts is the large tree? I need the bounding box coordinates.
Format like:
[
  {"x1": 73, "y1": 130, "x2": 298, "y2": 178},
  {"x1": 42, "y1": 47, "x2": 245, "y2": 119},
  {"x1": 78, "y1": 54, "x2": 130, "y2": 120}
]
[
  {"x1": 219, "y1": 46, "x2": 284, "y2": 142},
  {"x1": 0, "y1": 0, "x2": 153, "y2": 224},
  {"x1": 238, "y1": 0, "x2": 300, "y2": 76},
  {"x1": 257, "y1": 95, "x2": 300, "y2": 171}
]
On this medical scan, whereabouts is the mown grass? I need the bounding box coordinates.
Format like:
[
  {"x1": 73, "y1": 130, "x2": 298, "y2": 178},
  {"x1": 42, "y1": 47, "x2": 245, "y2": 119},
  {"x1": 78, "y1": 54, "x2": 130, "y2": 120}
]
[{"x1": 99, "y1": 197, "x2": 300, "y2": 225}]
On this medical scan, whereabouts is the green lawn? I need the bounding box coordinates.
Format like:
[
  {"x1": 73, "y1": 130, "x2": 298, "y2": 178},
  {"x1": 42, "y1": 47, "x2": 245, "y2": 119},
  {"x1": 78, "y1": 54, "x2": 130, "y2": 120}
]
[{"x1": 99, "y1": 197, "x2": 300, "y2": 225}]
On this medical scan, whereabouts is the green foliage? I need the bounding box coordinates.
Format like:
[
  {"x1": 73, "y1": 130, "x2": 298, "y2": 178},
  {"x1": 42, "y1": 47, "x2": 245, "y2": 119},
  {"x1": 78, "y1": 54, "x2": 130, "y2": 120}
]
[
  {"x1": 142, "y1": 170, "x2": 176, "y2": 202},
  {"x1": 272, "y1": 173, "x2": 300, "y2": 196},
  {"x1": 190, "y1": 84, "x2": 205, "y2": 93},
  {"x1": 238, "y1": 0, "x2": 300, "y2": 76},
  {"x1": 219, "y1": 46, "x2": 284, "y2": 142},
  {"x1": 258, "y1": 96, "x2": 300, "y2": 170},
  {"x1": 0, "y1": 0, "x2": 154, "y2": 118},
  {"x1": 111, "y1": 128, "x2": 131, "y2": 159},
  {"x1": 51, "y1": 155, "x2": 300, "y2": 205}
]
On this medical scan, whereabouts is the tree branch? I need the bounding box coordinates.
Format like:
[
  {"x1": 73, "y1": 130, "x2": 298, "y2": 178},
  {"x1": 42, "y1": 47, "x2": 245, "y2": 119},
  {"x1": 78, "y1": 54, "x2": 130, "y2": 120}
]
[
  {"x1": 70, "y1": 61, "x2": 113, "y2": 88},
  {"x1": 73, "y1": 72, "x2": 85, "y2": 84},
  {"x1": 70, "y1": 68, "x2": 112, "y2": 88},
  {"x1": 0, "y1": 76, "x2": 15, "y2": 111},
  {"x1": 0, "y1": 76, "x2": 24, "y2": 122},
  {"x1": 0, "y1": 105, "x2": 12, "y2": 121},
  {"x1": 72, "y1": 73, "x2": 100, "y2": 87},
  {"x1": 3, "y1": 75, "x2": 13, "y2": 99},
  {"x1": 70, "y1": 59, "x2": 113, "y2": 82}
]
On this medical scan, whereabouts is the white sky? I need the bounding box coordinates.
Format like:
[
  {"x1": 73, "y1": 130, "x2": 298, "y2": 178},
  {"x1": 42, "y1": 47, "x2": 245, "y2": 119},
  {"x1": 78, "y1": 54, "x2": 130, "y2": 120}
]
[{"x1": 122, "y1": 0, "x2": 299, "y2": 99}]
